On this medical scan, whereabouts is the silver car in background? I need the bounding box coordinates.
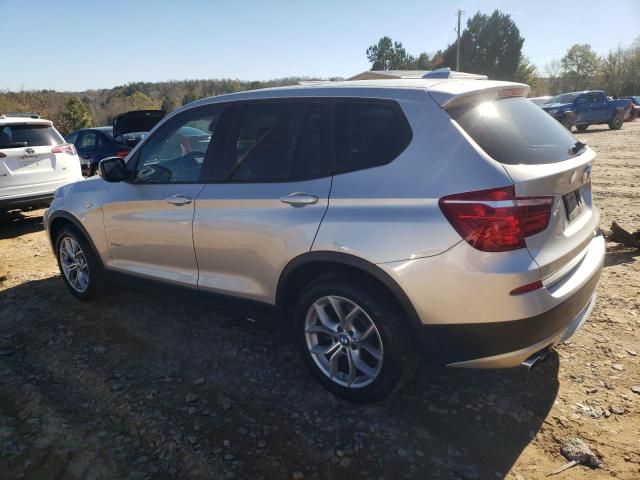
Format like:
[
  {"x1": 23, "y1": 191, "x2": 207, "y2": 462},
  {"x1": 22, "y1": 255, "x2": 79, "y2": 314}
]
[{"x1": 44, "y1": 77, "x2": 604, "y2": 401}]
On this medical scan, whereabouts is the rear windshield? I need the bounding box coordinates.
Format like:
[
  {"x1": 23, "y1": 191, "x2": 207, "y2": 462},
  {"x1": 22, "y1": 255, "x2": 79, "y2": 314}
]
[
  {"x1": 0, "y1": 124, "x2": 64, "y2": 148},
  {"x1": 448, "y1": 97, "x2": 577, "y2": 165}
]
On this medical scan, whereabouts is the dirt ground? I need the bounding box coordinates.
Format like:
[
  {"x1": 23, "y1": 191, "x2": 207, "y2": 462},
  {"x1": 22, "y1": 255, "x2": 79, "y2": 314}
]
[{"x1": 0, "y1": 121, "x2": 638, "y2": 480}]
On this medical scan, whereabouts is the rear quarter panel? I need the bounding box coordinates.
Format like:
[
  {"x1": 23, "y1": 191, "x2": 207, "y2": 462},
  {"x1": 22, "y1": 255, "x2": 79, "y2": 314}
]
[{"x1": 312, "y1": 94, "x2": 514, "y2": 263}]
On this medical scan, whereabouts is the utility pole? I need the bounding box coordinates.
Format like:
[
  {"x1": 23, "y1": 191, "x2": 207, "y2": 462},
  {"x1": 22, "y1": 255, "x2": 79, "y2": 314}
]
[{"x1": 456, "y1": 9, "x2": 464, "y2": 71}]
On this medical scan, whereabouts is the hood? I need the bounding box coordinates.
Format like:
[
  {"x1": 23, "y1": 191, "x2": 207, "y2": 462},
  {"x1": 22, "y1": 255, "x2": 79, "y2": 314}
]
[
  {"x1": 112, "y1": 110, "x2": 165, "y2": 139},
  {"x1": 542, "y1": 103, "x2": 570, "y2": 110}
]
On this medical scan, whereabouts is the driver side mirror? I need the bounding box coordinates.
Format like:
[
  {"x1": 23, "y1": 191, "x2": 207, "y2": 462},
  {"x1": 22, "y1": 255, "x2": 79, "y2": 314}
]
[{"x1": 98, "y1": 157, "x2": 128, "y2": 182}]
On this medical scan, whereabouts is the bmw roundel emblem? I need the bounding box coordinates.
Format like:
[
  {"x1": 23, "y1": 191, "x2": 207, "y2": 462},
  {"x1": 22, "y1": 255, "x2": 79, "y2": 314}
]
[{"x1": 25, "y1": 147, "x2": 35, "y2": 154}]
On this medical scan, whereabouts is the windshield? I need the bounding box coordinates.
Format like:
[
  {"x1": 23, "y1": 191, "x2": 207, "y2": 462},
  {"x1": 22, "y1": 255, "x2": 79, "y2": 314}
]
[
  {"x1": 448, "y1": 96, "x2": 577, "y2": 165},
  {"x1": 548, "y1": 93, "x2": 580, "y2": 104}
]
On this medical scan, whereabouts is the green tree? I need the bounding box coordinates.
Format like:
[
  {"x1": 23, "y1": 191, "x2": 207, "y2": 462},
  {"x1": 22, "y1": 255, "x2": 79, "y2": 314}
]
[
  {"x1": 410, "y1": 52, "x2": 432, "y2": 70},
  {"x1": 561, "y1": 44, "x2": 600, "y2": 91},
  {"x1": 440, "y1": 10, "x2": 525, "y2": 80},
  {"x1": 514, "y1": 55, "x2": 538, "y2": 87},
  {"x1": 366, "y1": 36, "x2": 414, "y2": 70},
  {"x1": 60, "y1": 97, "x2": 93, "y2": 134}
]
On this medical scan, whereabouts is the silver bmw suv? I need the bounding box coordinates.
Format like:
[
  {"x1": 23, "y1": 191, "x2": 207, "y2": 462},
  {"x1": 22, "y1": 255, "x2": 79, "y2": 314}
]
[{"x1": 45, "y1": 76, "x2": 605, "y2": 401}]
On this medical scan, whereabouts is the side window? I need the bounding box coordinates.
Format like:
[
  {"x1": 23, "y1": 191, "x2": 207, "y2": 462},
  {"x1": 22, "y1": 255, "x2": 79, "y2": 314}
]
[
  {"x1": 592, "y1": 93, "x2": 605, "y2": 103},
  {"x1": 224, "y1": 102, "x2": 306, "y2": 182},
  {"x1": 78, "y1": 131, "x2": 98, "y2": 149},
  {"x1": 134, "y1": 105, "x2": 223, "y2": 184},
  {"x1": 334, "y1": 101, "x2": 410, "y2": 174}
]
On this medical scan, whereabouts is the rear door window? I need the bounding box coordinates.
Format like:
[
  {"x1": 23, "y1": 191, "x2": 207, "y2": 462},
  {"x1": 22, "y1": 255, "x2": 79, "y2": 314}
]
[
  {"x1": 0, "y1": 124, "x2": 64, "y2": 148},
  {"x1": 448, "y1": 97, "x2": 577, "y2": 165},
  {"x1": 215, "y1": 100, "x2": 330, "y2": 182},
  {"x1": 333, "y1": 100, "x2": 411, "y2": 174}
]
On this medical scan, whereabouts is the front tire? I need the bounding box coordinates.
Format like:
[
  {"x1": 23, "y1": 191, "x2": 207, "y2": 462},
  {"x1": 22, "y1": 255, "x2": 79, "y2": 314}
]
[
  {"x1": 560, "y1": 116, "x2": 573, "y2": 130},
  {"x1": 609, "y1": 112, "x2": 624, "y2": 130},
  {"x1": 294, "y1": 275, "x2": 419, "y2": 402},
  {"x1": 55, "y1": 225, "x2": 103, "y2": 301}
]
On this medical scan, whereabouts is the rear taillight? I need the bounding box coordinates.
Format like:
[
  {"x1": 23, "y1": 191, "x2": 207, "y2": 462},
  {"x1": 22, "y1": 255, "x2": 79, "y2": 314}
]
[
  {"x1": 51, "y1": 143, "x2": 77, "y2": 155},
  {"x1": 115, "y1": 150, "x2": 129, "y2": 159},
  {"x1": 439, "y1": 186, "x2": 553, "y2": 252}
]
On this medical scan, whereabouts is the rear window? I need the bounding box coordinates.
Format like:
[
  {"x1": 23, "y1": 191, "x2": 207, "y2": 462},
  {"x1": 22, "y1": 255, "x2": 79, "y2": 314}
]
[
  {"x1": 0, "y1": 124, "x2": 64, "y2": 148},
  {"x1": 334, "y1": 100, "x2": 411, "y2": 174},
  {"x1": 448, "y1": 97, "x2": 577, "y2": 165}
]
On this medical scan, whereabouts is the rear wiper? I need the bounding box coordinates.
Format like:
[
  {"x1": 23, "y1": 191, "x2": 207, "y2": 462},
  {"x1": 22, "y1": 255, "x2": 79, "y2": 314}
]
[
  {"x1": 0, "y1": 141, "x2": 28, "y2": 148},
  {"x1": 570, "y1": 141, "x2": 587, "y2": 156}
]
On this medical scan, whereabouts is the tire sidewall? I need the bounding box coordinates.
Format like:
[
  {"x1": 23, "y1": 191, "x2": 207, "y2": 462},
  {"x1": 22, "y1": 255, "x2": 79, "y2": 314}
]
[
  {"x1": 293, "y1": 276, "x2": 415, "y2": 402},
  {"x1": 55, "y1": 226, "x2": 101, "y2": 301}
]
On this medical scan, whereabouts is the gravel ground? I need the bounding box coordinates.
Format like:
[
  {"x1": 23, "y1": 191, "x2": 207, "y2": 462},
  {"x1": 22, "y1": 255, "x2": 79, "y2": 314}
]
[{"x1": 0, "y1": 121, "x2": 638, "y2": 480}]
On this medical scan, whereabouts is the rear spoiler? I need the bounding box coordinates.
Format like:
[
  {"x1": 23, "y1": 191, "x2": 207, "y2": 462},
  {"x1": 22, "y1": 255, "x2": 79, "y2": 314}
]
[{"x1": 427, "y1": 81, "x2": 530, "y2": 109}]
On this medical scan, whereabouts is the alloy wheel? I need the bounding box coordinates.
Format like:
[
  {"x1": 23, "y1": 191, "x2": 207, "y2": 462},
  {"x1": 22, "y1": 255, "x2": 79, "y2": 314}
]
[
  {"x1": 59, "y1": 236, "x2": 90, "y2": 293},
  {"x1": 304, "y1": 295, "x2": 384, "y2": 388}
]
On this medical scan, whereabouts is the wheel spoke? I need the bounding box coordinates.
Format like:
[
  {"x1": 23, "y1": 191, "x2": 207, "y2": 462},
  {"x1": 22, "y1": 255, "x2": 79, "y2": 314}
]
[
  {"x1": 359, "y1": 323, "x2": 376, "y2": 341},
  {"x1": 305, "y1": 324, "x2": 336, "y2": 337},
  {"x1": 346, "y1": 349, "x2": 357, "y2": 386},
  {"x1": 360, "y1": 341, "x2": 383, "y2": 361},
  {"x1": 310, "y1": 342, "x2": 340, "y2": 356},
  {"x1": 352, "y1": 350, "x2": 377, "y2": 378},
  {"x1": 345, "y1": 305, "x2": 363, "y2": 328},
  {"x1": 328, "y1": 296, "x2": 345, "y2": 325},
  {"x1": 58, "y1": 236, "x2": 90, "y2": 293},
  {"x1": 329, "y1": 348, "x2": 343, "y2": 379},
  {"x1": 314, "y1": 303, "x2": 335, "y2": 330}
]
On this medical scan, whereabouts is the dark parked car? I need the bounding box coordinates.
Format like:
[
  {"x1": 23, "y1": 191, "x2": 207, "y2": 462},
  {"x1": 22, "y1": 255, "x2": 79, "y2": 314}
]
[
  {"x1": 67, "y1": 110, "x2": 165, "y2": 176},
  {"x1": 542, "y1": 91, "x2": 632, "y2": 131}
]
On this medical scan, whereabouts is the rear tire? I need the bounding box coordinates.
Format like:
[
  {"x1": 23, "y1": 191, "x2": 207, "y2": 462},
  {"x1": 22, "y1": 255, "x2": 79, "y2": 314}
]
[
  {"x1": 576, "y1": 124, "x2": 589, "y2": 132},
  {"x1": 608, "y1": 112, "x2": 624, "y2": 130},
  {"x1": 293, "y1": 274, "x2": 420, "y2": 402},
  {"x1": 54, "y1": 225, "x2": 103, "y2": 301}
]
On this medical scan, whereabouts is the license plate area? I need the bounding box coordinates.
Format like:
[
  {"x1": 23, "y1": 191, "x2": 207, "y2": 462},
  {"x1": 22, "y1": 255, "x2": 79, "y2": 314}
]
[{"x1": 563, "y1": 189, "x2": 583, "y2": 222}]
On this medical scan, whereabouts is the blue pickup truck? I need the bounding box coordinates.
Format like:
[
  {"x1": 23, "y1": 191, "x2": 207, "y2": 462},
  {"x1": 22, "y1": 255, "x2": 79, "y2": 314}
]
[{"x1": 542, "y1": 90, "x2": 632, "y2": 131}]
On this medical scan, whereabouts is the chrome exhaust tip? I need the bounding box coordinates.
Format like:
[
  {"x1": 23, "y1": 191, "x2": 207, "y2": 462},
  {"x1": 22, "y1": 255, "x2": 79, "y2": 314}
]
[{"x1": 521, "y1": 347, "x2": 551, "y2": 370}]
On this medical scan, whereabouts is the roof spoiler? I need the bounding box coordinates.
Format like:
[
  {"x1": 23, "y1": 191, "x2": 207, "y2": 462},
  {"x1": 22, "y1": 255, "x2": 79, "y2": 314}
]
[{"x1": 422, "y1": 68, "x2": 488, "y2": 80}]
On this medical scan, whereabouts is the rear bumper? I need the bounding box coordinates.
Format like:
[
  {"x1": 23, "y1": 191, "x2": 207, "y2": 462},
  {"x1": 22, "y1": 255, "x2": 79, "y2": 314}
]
[
  {"x1": 419, "y1": 239, "x2": 603, "y2": 367},
  {"x1": 0, "y1": 191, "x2": 54, "y2": 209}
]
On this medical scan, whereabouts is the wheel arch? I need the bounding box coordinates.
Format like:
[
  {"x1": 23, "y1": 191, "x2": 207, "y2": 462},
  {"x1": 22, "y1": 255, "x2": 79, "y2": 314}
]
[
  {"x1": 48, "y1": 211, "x2": 104, "y2": 268},
  {"x1": 276, "y1": 251, "x2": 422, "y2": 331}
]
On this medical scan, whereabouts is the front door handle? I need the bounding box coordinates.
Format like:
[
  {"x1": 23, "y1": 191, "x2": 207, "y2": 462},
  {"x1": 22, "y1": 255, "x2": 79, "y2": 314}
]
[
  {"x1": 280, "y1": 192, "x2": 319, "y2": 206},
  {"x1": 166, "y1": 194, "x2": 193, "y2": 206}
]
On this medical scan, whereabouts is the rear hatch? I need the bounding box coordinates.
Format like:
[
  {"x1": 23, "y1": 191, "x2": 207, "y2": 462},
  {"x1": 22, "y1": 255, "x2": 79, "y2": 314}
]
[
  {"x1": 444, "y1": 90, "x2": 598, "y2": 281},
  {"x1": 112, "y1": 110, "x2": 165, "y2": 146},
  {"x1": 0, "y1": 121, "x2": 71, "y2": 193}
]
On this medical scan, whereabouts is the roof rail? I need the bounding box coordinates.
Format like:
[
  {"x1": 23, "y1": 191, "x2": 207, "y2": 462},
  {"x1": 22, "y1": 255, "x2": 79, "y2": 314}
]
[
  {"x1": 0, "y1": 112, "x2": 40, "y2": 119},
  {"x1": 422, "y1": 68, "x2": 488, "y2": 80}
]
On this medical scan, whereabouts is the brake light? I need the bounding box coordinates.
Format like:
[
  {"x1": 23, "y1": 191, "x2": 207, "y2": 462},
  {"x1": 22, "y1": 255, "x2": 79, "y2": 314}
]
[
  {"x1": 51, "y1": 143, "x2": 77, "y2": 155},
  {"x1": 439, "y1": 186, "x2": 553, "y2": 252},
  {"x1": 116, "y1": 150, "x2": 129, "y2": 159}
]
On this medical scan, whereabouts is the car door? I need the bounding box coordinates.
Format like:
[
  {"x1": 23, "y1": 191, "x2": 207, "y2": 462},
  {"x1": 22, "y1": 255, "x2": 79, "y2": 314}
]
[
  {"x1": 574, "y1": 95, "x2": 589, "y2": 123},
  {"x1": 101, "y1": 104, "x2": 225, "y2": 287},
  {"x1": 588, "y1": 92, "x2": 607, "y2": 122},
  {"x1": 193, "y1": 100, "x2": 332, "y2": 303}
]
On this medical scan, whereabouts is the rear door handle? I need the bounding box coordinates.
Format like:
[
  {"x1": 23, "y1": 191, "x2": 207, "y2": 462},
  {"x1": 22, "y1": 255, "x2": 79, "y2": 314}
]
[
  {"x1": 166, "y1": 194, "x2": 193, "y2": 206},
  {"x1": 280, "y1": 192, "x2": 319, "y2": 206}
]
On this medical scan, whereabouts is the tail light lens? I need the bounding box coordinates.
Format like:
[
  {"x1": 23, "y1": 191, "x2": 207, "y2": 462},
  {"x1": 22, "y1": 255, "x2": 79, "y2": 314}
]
[
  {"x1": 51, "y1": 143, "x2": 77, "y2": 155},
  {"x1": 116, "y1": 150, "x2": 129, "y2": 159},
  {"x1": 439, "y1": 186, "x2": 553, "y2": 252}
]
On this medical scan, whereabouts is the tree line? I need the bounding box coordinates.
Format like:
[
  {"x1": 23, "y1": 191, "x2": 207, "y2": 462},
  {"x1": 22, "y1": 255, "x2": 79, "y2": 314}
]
[
  {"x1": 366, "y1": 10, "x2": 640, "y2": 97},
  {"x1": 0, "y1": 77, "x2": 330, "y2": 135}
]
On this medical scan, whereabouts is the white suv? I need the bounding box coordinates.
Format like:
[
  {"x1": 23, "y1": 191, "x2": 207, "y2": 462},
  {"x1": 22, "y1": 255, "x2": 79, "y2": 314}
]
[{"x1": 0, "y1": 114, "x2": 82, "y2": 212}]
